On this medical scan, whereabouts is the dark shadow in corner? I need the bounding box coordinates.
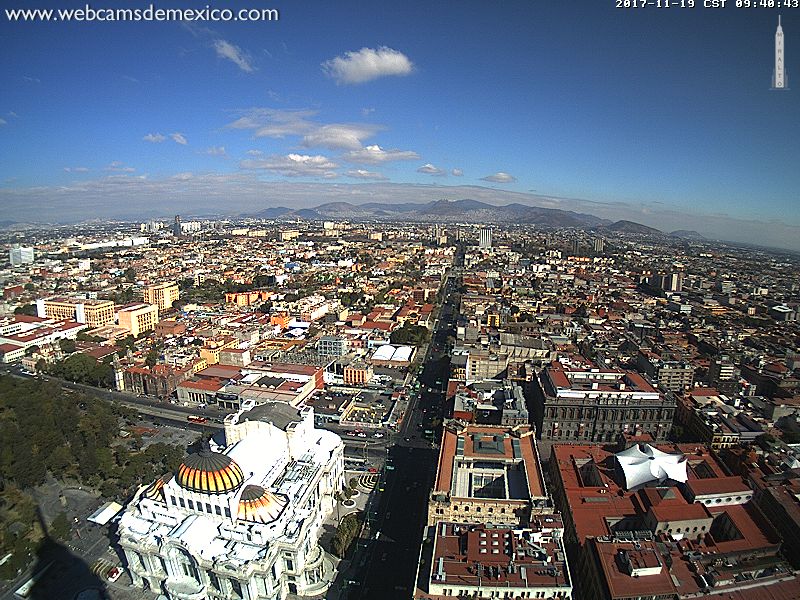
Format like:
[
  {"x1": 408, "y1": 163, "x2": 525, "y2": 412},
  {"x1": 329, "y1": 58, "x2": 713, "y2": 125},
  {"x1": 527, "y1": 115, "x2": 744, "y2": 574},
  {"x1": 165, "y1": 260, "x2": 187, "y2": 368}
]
[{"x1": 24, "y1": 506, "x2": 107, "y2": 600}]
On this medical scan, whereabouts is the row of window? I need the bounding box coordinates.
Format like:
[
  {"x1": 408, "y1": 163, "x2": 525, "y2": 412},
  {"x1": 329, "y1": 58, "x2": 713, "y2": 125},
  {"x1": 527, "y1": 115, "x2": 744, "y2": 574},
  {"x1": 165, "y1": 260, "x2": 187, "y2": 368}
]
[
  {"x1": 170, "y1": 495, "x2": 231, "y2": 517},
  {"x1": 435, "y1": 504, "x2": 510, "y2": 515},
  {"x1": 546, "y1": 407, "x2": 673, "y2": 421}
]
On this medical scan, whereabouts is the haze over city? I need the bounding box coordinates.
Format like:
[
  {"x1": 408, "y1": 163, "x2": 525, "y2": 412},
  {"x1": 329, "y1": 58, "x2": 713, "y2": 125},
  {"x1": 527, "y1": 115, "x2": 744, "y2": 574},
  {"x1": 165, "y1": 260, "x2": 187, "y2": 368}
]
[{"x1": 1, "y1": 1, "x2": 798, "y2": 250}]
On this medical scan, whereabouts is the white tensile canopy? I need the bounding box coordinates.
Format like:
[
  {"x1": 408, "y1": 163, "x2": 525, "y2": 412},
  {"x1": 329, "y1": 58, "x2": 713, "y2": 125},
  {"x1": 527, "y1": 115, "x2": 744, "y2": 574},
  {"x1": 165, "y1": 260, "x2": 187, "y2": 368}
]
[{"x1": 615, "y1": 444, "x2": 688, "y2": 490}]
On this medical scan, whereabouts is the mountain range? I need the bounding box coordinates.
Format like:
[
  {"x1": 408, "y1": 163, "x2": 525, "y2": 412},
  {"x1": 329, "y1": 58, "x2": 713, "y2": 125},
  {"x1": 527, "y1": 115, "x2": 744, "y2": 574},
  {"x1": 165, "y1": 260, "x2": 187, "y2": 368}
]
[{"x1": 249, "y1": 199, "x2": 612, "y2": 228}]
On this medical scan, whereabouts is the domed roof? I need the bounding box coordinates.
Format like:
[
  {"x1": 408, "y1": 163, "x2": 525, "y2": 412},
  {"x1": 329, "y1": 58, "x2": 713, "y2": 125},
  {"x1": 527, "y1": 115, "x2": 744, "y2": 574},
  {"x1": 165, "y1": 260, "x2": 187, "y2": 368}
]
[
  {"x1": 176, "y1": 447, "x2": 244, "y2": 495},
  {"x1": 143, "y1": 475, "x2": 170, "y2": 502},
  {"x1": 237, "y1": 484, "x2": 287, "y2": 523}
]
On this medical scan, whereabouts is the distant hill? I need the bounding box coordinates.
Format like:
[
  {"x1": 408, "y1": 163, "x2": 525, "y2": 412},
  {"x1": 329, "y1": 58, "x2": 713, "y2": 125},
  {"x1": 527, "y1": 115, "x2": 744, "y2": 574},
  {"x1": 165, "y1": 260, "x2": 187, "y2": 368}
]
[
  {"x1": 252, "y1": 206, "x2": 294, "y2": 219},
  {"x1": 247, "y1": 199, "x2": 610, "y2": 228},
  {"x1": 601, "y1": 220, "x2": 662, "y2": 235},
  {"x1": 670, "y1": 229, "x2": 707, "y2": 240}
]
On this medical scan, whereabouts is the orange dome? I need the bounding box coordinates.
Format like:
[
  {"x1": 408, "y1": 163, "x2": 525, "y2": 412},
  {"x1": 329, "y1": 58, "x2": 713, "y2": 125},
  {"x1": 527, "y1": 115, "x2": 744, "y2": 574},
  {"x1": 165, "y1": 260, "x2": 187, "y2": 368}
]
[
  {"x1": 176, "y1": 449, "x2": 244, "y2": 495},
  {"x1": 237, "y1": 485, "x2": 287, "y2": 523},
  {"x1": 143, "y1": 475, "x2": 169, "y2": 502}
]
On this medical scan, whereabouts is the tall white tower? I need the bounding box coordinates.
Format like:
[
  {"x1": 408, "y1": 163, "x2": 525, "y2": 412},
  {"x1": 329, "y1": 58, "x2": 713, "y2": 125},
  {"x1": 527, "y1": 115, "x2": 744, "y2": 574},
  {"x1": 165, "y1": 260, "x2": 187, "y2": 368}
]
[
  {"x1": 479, "y1": 227, "x2": 492, "y2": 249},
  {"x1": 773, "y1": 15, "x2": 788, "y2": 90}
]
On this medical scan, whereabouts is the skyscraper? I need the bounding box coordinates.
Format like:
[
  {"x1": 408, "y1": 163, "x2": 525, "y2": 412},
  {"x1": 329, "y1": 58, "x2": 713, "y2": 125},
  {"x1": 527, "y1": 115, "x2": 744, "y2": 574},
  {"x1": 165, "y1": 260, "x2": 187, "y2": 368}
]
[
  {"x1": 9, "y1": 245, "x2": 34, "y2": 266},
  {"x1": 172, "y1": 214, "x2": 182, "y2": 237},
  {"x1": 773, "y1": 15, "x2": 788, "y2": 90},
  {"x1": 479, "y1": 227, "x2": 492, "y2": 249}
]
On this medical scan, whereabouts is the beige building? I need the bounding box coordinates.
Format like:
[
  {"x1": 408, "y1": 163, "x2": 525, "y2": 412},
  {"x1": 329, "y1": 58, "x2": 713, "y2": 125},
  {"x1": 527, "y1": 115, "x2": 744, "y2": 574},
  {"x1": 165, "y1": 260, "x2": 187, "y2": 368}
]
[
  {"x1": 36, "y1": 297, "x2": 115, "y2": 328},
  {"x1": 428, "y1": 423, "x2": 549, "y2": 527},
  {"x1": 142, "y1": 282, "x2": 180, "y2": 310},
  {"x1": 118, "y1": 303, "x2": 159, "y2": 337}
]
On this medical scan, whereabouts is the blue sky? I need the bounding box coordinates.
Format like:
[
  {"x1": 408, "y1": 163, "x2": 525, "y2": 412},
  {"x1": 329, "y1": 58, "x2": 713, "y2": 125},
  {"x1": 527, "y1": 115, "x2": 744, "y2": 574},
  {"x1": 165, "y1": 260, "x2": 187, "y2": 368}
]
[{"x1": 1, "y1": 0, "x2": 798, "y2": 249}]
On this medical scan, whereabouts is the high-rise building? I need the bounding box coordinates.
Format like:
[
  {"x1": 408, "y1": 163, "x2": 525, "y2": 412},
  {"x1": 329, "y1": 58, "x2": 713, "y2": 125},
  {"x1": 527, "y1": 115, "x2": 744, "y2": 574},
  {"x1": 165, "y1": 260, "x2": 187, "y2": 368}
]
[
  {"x1": 593, "y1": 237, "x2": 605, "y2": 254},
  {"x1": 172, "y1": 214, "x2": 182, "y2": 237},
  {"x1": 773, "y1": 15, "x2": 788, "y2": 89},
  {"x1": 9, "y1": 245, "x2": 34, "y2": 266},
  {"x1": 117, "y1": 402, "x2": 344, "y2": 599},
  {"x1": 143, "y1": 282, "x2": 180, "y2": 310},
  {"x1": 478, "y1": 227, "x2": 492, "y2": 249}
]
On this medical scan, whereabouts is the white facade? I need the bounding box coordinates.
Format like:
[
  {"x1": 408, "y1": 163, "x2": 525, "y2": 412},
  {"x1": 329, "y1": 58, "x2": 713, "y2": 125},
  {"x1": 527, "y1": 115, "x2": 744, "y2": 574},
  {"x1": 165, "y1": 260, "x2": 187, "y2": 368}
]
[
  {"x1": 773, "y1": 16, "x2": 788, "y2": 89},
  {"x1": 478, "y1": 227, "x2": 492, "y2": 250},
  {"x1": 9, "y1": 245, "x2": 34, "y2": 266},
  {"x1": 117, "y1": 404, "x2": 345, "y2": 600}
]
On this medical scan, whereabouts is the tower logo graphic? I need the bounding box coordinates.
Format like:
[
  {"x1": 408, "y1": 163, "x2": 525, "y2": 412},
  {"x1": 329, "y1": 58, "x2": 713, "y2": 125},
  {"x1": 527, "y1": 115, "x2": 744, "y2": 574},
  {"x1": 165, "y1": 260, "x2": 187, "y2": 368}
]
[{"x1": 773, "y1": 16, "x2": 789, "y2": 90}]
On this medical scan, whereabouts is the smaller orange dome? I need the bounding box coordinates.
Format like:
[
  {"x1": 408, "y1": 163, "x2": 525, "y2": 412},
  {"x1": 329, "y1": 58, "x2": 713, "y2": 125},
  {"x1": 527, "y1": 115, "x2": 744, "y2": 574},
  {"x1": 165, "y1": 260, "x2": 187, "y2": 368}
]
[{"x1": 237, "y1": 485, "x2": 287, "y2": 524}]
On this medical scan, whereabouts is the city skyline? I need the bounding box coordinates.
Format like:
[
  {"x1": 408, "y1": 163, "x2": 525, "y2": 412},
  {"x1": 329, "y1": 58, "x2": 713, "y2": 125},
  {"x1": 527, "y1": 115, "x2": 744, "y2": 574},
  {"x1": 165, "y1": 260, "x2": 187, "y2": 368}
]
[{"x1": 1, "y1": 1, "x2": 798, "y2": 250}]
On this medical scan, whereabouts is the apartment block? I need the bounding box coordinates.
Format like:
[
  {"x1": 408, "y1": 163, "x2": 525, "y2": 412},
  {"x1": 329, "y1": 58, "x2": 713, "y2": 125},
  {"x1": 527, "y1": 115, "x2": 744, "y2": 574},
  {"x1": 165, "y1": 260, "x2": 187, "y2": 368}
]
[
  {"x1": 36, "y1": 297, "x2": 115, "y2": 328},
  {"x1": 117, "y1": 303, "x2": 159, "y2": 337},
  {"x1": 142, "y1": 281, "x2": 180, "y2": 310}
]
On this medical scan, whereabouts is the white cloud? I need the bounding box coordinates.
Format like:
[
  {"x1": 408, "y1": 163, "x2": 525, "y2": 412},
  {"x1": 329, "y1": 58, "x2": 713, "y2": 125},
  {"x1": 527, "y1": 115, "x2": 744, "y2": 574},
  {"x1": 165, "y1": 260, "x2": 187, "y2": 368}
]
[
  {"x1": 23, "y1": 76, "x2": 41, "y2": 83},
  {"x1": 322, "y1": 46, "x2": 413, "y2": 84},
  {"x1": 172, "y1": 172, "x2": 193, "y2": 181},
  {"x1": 227, "y1": 108, "x2": 318, "y2": 138},
  {"x1": 0, "y1": 118, "x2": 6, "y2": 126},
  {"x1": 481, "y1": 172, "x2": 517, "y2": 183},
  {"x1": 361, "y1": 107, "x2": 375, "y2": 117},
  {"x1": 170, "y1": 132, "x2": 188, "y2": 145},
  {"x1": 105, "y1": 161, "x2": 135, "y2": 173},
  {"x1": 213, "y1": 39, "x2": 255, "y2": 72},
  {"x1": 240, "y1": 153, "x2": 338, "y2": 178},
  {"x1": 246, "y1": 149, "x2": 263, "y2": 156},
  {"x1": 301, "y1": 123, "x2": 382, "y2": 150},
  {"x1": 417, "y1": 163, "x2": 446, "y2": 176},
  {"x1": 63, "y1": 167, "x2": 90, "y2": 173},
  {"x1": 143, "y1": 133, "x2": 166, "y2": 143},
  {"x1": 205, "y1": 146, "x2": 227, "y2": 156},
  {"x1": 451, "y1": 168, "x2": 463, "y2": 177},
  {"x1": 343, "y1": 144, "x2": 419, "y2": 164},
  {"x1": 345, "y1": 169, "x2": 388, "y2": 181},
  {"x1": 7, "y1": 111, "x2": 19, "y2": 118}
]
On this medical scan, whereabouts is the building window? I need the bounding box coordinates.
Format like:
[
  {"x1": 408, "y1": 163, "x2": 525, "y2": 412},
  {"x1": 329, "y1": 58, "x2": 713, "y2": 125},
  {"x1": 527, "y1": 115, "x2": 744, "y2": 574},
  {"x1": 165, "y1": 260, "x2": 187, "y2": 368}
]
[
  {"x1": 179, "y1": 498, "x2": 185, "y2": 508},
  {"x1": 187, "y1": 500, "x2": 194, "y2": 509},
  {"x1": 209, "y1": 572, "x2": 221, "y2": 591}
]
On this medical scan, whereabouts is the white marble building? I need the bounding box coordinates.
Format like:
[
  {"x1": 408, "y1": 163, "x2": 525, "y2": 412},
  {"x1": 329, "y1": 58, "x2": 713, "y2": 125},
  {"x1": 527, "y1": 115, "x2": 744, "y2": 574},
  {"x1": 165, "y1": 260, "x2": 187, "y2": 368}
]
[{"x1": 117, "y1": 402, "x2": 344, "y2": 600}]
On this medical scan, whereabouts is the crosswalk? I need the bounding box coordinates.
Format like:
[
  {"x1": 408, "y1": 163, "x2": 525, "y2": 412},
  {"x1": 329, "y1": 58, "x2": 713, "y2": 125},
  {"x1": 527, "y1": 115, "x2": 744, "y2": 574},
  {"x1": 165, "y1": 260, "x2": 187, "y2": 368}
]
[
  {"x1": 91, "y1": 558, "x2": 113, "y2": 578},
  {"x1": 358, "y1": 474, "x2": 379, "y2": 490}
]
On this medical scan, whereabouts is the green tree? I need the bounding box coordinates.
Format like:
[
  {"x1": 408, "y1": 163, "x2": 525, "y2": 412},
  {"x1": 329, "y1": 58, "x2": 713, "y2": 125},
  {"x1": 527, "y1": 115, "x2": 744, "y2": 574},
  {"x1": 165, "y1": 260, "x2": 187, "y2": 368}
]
[
  {"x1": 13, "y1": 304, "x2": 37, "y2": 316},
  {"x1": 145, "y1": 349, "x2": 159, "y2": 367},
  {"x1": 124, "y1": 267, "x2": 136, "y2": 282},
  {"x1": 331, "y1": 511, "x2": 363, "y2": 558},
  {"x1": 24, "y1": 344, "x2": 40, "y2": 357},
  {"x1": 59, "y1": 338, "x2": 77, "y2": 354},
  {"x1": 50, "y1": 512, "x2": 71, "y2": 542}
]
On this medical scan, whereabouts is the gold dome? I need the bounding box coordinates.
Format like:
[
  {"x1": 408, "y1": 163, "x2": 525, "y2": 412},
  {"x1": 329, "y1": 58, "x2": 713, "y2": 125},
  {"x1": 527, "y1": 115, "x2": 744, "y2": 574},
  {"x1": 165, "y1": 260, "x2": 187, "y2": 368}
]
[
  {"x1": 176, "y1": 448, "x2": 244, "y2": 495},
  {"x1": 143, "y1": 475, "x2": 170, "y2": 502},
  {"x1": 237, "y1": 485, "x2": 287, "y2": 523}
]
